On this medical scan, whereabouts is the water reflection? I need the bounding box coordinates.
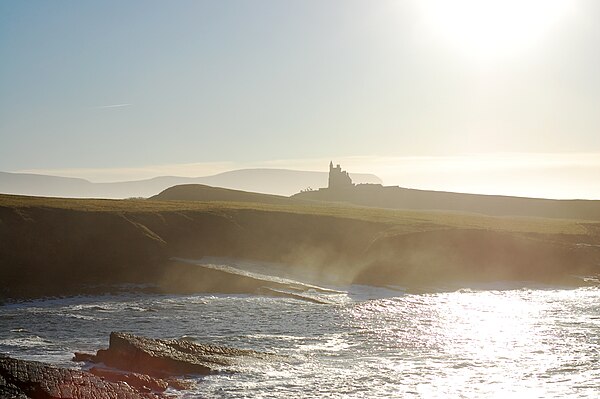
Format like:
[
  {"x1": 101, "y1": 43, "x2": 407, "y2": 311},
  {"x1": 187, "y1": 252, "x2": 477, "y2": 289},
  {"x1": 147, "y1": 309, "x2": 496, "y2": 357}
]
[
  {"x1": 1, "y1": 287, "x2": 599, "y2": 398},
  {"x1": 346, "y1": 287, "x2": 600, "y2": 397}
]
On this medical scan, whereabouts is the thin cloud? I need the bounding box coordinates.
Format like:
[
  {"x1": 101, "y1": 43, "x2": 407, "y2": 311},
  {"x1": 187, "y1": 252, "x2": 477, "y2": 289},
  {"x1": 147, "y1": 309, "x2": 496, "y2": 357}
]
[{"x1": 90, "y1": 103, "x2": 132, "y2": 109}]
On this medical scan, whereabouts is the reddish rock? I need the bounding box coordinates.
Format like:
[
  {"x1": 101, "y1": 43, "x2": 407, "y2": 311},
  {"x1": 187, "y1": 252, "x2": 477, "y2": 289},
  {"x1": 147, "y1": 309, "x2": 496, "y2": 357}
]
[
  {"x1": 0, "y1": 332, "x2": 272, "y2": 397},
  {"x1": 94, "y1": 331, "x2": 270, "y2": 376},
  {"x1": 88, "y1": 367, "x2": 169, "y2": 393},
  {"x1": 0, "y1": 355, "x2": 161, "y2": 399}
]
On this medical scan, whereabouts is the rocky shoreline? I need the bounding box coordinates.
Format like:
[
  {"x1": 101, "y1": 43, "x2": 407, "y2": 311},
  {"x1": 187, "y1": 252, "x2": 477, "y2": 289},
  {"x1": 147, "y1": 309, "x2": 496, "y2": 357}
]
[
  {"x1": 0, "y1": 332, "x2": 275, "y2": 398},
  {"x1": 0, "y1": 355, "x2": 162, "y2": 399}
]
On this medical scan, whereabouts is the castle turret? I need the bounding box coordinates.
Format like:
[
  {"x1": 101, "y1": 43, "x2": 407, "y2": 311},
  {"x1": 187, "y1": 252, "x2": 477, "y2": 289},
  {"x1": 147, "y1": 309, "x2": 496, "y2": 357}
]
[{"x1": 328, "y1": 162, "x2": 353, "y2": 189}]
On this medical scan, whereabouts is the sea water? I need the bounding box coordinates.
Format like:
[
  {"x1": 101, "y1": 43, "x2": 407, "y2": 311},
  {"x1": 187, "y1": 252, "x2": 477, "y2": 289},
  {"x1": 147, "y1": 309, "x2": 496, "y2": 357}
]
[{"x1": 1, "y1": 281, "x2": 599, "y2": 398}]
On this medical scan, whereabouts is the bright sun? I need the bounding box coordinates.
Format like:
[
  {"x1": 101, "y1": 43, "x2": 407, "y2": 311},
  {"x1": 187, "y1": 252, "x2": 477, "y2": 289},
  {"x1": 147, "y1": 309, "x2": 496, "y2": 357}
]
[{"x1": 416, "y1": 0, "x2": 574, "y2": 61}]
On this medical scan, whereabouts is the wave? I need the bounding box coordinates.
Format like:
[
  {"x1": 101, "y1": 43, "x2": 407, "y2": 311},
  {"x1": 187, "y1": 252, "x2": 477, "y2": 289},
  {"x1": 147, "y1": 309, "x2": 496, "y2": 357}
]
[{"x1": 0, "y1": 335, "x2": 53, "y2": 349}]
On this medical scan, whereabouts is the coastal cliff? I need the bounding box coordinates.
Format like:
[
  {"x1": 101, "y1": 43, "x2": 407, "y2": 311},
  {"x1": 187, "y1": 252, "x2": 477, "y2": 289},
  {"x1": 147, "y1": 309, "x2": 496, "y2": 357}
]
[{"x1": 1, "y1": 194, "x2": 599, "y2": 299}]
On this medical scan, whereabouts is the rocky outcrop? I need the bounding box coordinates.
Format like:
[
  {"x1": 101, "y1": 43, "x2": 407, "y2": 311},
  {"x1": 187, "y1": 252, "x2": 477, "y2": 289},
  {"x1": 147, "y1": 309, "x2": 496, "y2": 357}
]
[
  {"x1": 0, "y1": 355, "x2": 160, "y2": 399},
  {"x1": 86, "y1": 368, "x2": 169, "y2": 393},
  {"x1": 1, "y1": 332, "x2": 275, "y2": 398},
  {"x1": 86, "y1": 367, "x2": 194, "y2": 391},
  {"x1": 78, "y1": 332, "x2": 272, "y2": 376}
]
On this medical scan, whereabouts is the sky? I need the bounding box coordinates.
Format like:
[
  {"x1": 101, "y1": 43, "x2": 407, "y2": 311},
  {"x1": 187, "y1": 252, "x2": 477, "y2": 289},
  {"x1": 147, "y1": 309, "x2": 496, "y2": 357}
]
[{"x1": 1, "y1": 0, "x2": 599, "y2": 198}]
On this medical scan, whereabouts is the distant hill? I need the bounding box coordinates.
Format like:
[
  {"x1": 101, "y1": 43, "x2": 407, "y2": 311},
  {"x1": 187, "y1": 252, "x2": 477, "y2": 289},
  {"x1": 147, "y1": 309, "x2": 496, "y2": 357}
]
[
  {"x1": 293, "y1": 184, "x2": 600, "y2": 221},
  {"x1": 0, "y1": 169, "x2": 382, "y2": 199},
  {"x1": 191, "y1": 169, "x2": 380, "y2": 196},
  {"x1": 151, "y1": 184, "x2": 293, "y2": 205}
]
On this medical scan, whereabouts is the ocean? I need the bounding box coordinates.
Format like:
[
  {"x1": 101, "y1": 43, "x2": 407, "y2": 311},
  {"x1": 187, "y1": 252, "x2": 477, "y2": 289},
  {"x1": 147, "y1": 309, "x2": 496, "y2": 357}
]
[{"x1": 1, "y1": 262, "x2": 599, "y2": 398}]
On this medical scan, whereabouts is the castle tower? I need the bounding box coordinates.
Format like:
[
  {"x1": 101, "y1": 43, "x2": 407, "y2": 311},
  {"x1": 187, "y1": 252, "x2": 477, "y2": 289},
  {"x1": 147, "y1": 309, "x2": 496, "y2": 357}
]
[{"x1": 328, "y1": 161, "x2": 353, "y2": 189}]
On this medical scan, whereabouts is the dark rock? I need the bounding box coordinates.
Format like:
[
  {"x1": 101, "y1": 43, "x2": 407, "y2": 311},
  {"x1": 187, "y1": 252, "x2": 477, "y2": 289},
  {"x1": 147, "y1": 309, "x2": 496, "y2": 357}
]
[
  {"x1": 0, "y1": 354, "x2": 161, "y2": 399},
  {"x1": 0, "y1": 373, "x2": 28, "y2": 399},
  {"x1": 72, "y1": 352, "x2": 96, "y2": 363},
  {"x1": 93, "y1": 331, "x2": 270, "y2": 376},
  {"x1": 88, "y1": 367, "x2": 169, "y2": 393}
]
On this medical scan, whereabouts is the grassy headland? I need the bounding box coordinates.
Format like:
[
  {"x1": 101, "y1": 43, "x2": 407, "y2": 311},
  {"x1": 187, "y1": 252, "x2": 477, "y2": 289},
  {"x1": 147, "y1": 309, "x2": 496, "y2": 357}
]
[
  {"x1": 1, "y1": 192, "x2": 599, "y2": 300},
  {"x1": 294, "y1": 184, "x2": 600, "y2": 221}
]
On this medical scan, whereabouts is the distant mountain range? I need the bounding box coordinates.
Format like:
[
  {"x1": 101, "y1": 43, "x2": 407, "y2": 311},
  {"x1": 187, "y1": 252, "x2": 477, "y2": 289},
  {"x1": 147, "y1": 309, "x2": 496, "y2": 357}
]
[
  {"x1": 6, "y1": 167, "x2": 599, "y2": 221},
  {"x1": 0, "y1": 169, "x2": 382, "y2": 199}
]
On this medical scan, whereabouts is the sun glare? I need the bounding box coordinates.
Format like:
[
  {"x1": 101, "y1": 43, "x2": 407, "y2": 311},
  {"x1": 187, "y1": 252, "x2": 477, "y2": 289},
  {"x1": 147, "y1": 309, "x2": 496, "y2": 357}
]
[{"x1": 417, "y1": 0, "x2": 574, "y2": 61}]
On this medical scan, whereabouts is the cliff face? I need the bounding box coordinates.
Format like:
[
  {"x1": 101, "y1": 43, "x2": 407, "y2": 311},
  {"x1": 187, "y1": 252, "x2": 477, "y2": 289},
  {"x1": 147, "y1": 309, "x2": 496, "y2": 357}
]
[
  {"x1": 354, "y1": 229, "x2": 600, "y2": 287},
  {"x1": 0, "y1": 207, "x2": 169, "y2": 298},
  {"x1": 1, "y1": 195, "x2": 599, "y2": 299},
  {"x1": 0, "y1": 203, "x2": 382, "y2": 298}
]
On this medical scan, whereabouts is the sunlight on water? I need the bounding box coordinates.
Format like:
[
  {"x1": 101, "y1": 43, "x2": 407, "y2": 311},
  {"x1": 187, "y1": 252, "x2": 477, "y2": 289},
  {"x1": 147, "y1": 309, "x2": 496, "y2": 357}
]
[{"x1": 1, "y1": 286, "x2": 599, "y2": 398}]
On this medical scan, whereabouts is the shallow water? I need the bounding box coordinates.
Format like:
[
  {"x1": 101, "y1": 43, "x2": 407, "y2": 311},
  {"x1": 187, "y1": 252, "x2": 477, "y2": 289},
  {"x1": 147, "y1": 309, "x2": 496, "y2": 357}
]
[{"x1": 1, "y1": 283, "x2": 599, "y2": 398}]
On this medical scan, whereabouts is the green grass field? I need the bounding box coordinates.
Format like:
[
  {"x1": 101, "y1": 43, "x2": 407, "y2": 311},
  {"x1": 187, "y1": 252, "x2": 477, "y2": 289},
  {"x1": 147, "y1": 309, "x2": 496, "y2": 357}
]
[{"x1": 0, "y1": 193, "x2": 591, "y2": 236}]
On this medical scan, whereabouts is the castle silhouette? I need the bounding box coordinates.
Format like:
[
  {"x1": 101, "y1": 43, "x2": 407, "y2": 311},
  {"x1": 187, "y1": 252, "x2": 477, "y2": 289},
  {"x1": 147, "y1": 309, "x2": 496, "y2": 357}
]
[{"x1": 328, "y1": 161, "x2": 354, "y2": 189}]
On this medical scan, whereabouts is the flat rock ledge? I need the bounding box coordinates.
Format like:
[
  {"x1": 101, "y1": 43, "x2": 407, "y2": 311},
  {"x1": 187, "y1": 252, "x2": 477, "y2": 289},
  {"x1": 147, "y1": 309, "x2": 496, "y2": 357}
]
[
  {"x1": 78, "y1": 332, "x2": 272, "y2": 377},
  {"x1": 0, "y1": 355, "x2": 161, "y2": 399},
  {"x1": 1, "y1": 332, "x2": 275, "y2": 398}
]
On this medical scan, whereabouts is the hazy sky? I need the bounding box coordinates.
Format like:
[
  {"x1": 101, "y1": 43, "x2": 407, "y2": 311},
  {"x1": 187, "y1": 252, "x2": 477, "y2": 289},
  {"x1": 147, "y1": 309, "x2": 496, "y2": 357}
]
[{"x1": 1, "y1": 1, "x2": 599, "y2": 198}]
